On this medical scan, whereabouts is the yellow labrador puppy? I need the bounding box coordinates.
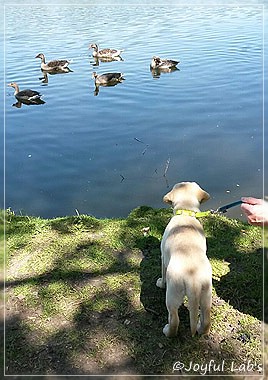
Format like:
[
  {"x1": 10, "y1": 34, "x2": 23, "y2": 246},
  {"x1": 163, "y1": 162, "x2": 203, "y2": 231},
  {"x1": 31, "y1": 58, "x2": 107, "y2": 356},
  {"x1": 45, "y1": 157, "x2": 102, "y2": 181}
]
[{"x1": 156, "y1": 182, "x2": 212, "y2": 337}]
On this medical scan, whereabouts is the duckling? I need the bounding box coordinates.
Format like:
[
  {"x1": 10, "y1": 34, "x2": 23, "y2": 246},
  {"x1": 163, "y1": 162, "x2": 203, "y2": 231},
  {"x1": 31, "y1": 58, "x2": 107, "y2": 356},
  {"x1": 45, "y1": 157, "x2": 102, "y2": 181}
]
[
  {"x1": 8, "y1": 82, "x2": 45, "y2": 104},
  {"x1": 90, "y1": 43, "x2": 123, "y2": 59},
  {"x1": 35, "y1": 53, "x2": 71, "y2": 72},
  {"x1": 92, "y1": 71, "x2": 125, "y2": 85},
  {"x1": 150, "y1": 56, "x2": 180, "y2": 70}
]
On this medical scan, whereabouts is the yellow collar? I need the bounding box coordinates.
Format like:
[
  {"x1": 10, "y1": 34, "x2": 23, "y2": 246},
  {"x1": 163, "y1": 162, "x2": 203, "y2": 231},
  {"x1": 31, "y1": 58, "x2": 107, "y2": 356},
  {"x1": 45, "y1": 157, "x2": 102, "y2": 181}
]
[{"x1": 175, "y1": 209, "x2": 211, "y2": 218}]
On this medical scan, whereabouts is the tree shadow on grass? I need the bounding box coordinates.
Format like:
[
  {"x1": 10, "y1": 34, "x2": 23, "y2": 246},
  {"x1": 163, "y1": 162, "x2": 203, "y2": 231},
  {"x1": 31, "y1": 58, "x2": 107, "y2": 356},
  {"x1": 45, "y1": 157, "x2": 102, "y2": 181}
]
[
  {"x1": 4, "y1": 238, "x2": 140, "y2": 290},
  {"x1": 5, "y1": 221, "x2": 143, "y2": 376},
  {"x1": 5, "y1": 271, "x2": 139, "y2": 376},
  {"x1": 5, "y1": 288, "x2": 141, "y2": 376},
  {"x1": 49, "y1": 215, "x2": 102, "y2": 234},
  {"x1": 138, "y1": 234, "x2": 192, "y2": 338},
  {"x1": 203, "y1": 216, "x2": 263, "y2": 320},
  {"x1": 4, "y1": 207, "x2": 263, "y2": 377}
]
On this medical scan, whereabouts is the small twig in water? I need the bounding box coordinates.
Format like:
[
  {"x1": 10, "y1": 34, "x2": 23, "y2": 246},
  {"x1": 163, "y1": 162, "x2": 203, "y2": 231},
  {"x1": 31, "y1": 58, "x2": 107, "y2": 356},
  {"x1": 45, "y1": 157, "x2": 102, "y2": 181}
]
[
  {"x1": 134, "y1": 138, "x2": 150, "y2": 155},
  {"x1": 164, "y1": 158, "x2": 171, "y2": 177},
  {"x1": 142, "y1": 145, "x2": 149, "y2": 155},
  {"x1": 164, "y1": 176, "x2": 170, "y2": 189},
  {"x1": 120, "y1": 174, "x2": 125, "y2": 183}
]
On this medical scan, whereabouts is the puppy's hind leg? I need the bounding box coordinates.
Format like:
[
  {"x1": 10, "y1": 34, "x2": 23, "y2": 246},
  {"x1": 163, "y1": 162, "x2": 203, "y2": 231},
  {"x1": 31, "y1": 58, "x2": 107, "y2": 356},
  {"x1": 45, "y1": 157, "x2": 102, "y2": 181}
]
[
  {"x1": 188, "y1": 294, "x2": 200, "y2": 337},
  {"x1": 197, "y1": 282, "x2": 212, "y2": 335},
  {"x1": 163, "y1": 307, "x2": 179, "y2": 337},
  {"x1": 163, "y1": 286, "x2": 183, "y2": 337},
  {"x1": 156, "y1": 252, "x2": 166, "y2": 289}
]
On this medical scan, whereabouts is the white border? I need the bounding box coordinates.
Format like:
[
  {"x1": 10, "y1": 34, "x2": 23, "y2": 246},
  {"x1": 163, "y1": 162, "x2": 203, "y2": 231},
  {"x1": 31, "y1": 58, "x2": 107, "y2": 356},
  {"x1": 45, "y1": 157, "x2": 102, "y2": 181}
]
[{"x1": 3, "y1": 2, "x2": 266, "y2": 378}]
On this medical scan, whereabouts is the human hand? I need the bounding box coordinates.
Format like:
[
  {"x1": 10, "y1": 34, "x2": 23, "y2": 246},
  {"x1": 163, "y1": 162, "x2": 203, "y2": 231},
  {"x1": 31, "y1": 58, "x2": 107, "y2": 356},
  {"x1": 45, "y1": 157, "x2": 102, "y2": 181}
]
[{"x1": 241, "y1": 197, "x2": 268, "y2": 226}]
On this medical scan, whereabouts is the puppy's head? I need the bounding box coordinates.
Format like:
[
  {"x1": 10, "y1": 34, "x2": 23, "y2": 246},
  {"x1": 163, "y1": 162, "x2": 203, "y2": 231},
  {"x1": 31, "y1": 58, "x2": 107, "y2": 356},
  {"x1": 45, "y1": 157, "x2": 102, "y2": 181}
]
[{"x1": 163, "y1": 182, "x2": 210, "y2": 209}]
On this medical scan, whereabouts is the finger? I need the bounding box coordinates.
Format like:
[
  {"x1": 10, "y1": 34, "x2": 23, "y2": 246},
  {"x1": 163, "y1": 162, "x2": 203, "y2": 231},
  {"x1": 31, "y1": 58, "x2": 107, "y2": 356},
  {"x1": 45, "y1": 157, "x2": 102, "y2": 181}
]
[
  {"x1": 247, "y1": 215, "x2": 263, "y2": 226},
  {"x1": 241, "y1": 197, "x2": 263, "y2": 205},
  {"x1": 241, "y1": 203, "x2": 253, "y2": 215}
]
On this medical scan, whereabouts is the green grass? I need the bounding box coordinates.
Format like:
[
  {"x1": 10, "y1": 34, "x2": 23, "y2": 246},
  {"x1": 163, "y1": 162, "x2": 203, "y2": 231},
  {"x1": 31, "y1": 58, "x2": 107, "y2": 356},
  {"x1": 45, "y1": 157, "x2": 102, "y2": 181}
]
[{"x1": 3, "y1": 207, "x2": 265, "y2": 376}]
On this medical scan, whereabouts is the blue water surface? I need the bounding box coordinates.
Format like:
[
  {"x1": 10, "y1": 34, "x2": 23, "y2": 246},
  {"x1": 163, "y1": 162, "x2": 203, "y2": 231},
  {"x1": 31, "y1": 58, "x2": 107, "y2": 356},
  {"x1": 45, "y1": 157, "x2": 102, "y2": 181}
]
[{"x1": 3, "y1": 4, "x2": 266, "y2": 220}]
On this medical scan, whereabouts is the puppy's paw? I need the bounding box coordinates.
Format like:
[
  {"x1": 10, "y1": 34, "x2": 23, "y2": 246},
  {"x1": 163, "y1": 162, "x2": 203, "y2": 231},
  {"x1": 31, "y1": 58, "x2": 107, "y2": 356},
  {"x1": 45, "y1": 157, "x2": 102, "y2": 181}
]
[
  {"x1": 197, "y1": 320, "x2": 210, "y2": 336},
  {"x1": 156, "y1": 278, "x2": 165, "y2": 288},
  {"x1": 197, "y1": 319, "x2": 202, "y2": 334},
  {"x1": 163, "y1": 324, "x2": 177, "y2": 337},
  {"x1": 163, "y1": 324, "x2": 170, "y2": 337}
]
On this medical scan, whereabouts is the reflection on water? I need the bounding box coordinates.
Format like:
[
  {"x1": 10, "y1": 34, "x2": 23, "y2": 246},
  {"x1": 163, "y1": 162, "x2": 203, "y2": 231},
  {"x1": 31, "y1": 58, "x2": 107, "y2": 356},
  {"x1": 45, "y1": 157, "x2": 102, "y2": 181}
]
[
  {"x1": 4, "y1": 5, "x2": 264, "y2": 220},
  {"x1": 12, "y1": 98, "x2": 45, "y2": 108},
  {"x1": 93, "y1": 80, "x2": 124, "y2": 96},
  {"x1": 92, "y1": 56, "x2": 124, "y2": 67},
  {"x1": 39, "y1": 69, "x2": 73, "y2": 84},
  {"x1": 150, "y1": 66, "x2": 179, "y2": 79}
]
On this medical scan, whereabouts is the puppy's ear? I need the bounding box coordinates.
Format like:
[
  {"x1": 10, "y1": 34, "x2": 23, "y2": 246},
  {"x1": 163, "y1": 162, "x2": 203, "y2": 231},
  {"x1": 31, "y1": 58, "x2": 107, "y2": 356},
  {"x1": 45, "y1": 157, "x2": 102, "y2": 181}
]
[
  {"x1": 199, "y1": 189, "x2": 210, "y2": 204},
  {"x1": 163, "y1": 190, "x2": 173, "y2": 204}
]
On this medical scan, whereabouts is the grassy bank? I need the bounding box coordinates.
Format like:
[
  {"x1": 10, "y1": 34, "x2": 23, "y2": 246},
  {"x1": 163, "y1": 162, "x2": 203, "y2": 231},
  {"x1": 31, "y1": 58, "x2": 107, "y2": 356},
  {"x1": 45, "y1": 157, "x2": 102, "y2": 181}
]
[{"x1": 2, "y1": 207, "x2": 266, "y2": 378}]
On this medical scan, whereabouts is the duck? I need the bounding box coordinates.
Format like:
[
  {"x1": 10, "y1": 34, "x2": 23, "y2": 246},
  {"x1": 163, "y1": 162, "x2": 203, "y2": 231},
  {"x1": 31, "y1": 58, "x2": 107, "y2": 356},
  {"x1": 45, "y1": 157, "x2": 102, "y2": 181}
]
[
  {"x1": 35, "y1": 53, "x2": 71, "y2": 72},
  {"x1": 150, "y1": 56, "x2": 180, "y2": 70},
  {"x1": 89, "y1": 43, "x2": 123, "y2": 59},
  {"x1": 8, "y1": 82, "x2": 45, "y2": 104},
  {"x1": 92, "y1": 71, "x2": 125, "y2": 85}
]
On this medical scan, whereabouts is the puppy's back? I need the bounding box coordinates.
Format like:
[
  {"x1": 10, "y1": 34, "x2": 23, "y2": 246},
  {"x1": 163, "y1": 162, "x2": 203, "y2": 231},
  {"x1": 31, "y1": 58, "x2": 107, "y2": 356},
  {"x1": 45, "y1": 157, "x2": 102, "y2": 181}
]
[{"x1": 161, "y1": 215, "x2": 207, "y2": 261}]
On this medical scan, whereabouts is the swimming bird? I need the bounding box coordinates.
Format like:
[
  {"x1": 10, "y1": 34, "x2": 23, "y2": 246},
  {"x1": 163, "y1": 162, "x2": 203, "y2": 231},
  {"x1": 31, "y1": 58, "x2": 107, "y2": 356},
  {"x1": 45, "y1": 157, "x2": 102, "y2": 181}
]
[
  {"x1": 89, "y1": 43, "x2": 123, "y2": 59},
  {"x1": 92, "y1": 71, "x2": 125, "y2": 85},
  {"x1": 35, "y1": 53, "x2": 71, "y2": 72},
  {"x1": 8, "y1": 82, "x2": 45, "y2": 104},
  {"x1": 150, "y1": 56, "x2": 180, "y2": 70}
]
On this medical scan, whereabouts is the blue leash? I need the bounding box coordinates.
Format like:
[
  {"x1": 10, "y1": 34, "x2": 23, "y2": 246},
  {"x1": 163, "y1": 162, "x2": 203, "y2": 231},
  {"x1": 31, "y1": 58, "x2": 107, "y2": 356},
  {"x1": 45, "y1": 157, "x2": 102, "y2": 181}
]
[{"x1": 215, "y1": 200, "x2": 242, "y2": 214}]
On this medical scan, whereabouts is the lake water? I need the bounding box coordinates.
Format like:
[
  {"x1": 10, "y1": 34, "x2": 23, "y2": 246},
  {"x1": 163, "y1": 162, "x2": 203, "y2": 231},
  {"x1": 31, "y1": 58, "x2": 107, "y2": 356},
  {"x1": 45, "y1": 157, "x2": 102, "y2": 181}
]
[{"x1": 3, "y1": 3, "x2": 266, "y2": 221}]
